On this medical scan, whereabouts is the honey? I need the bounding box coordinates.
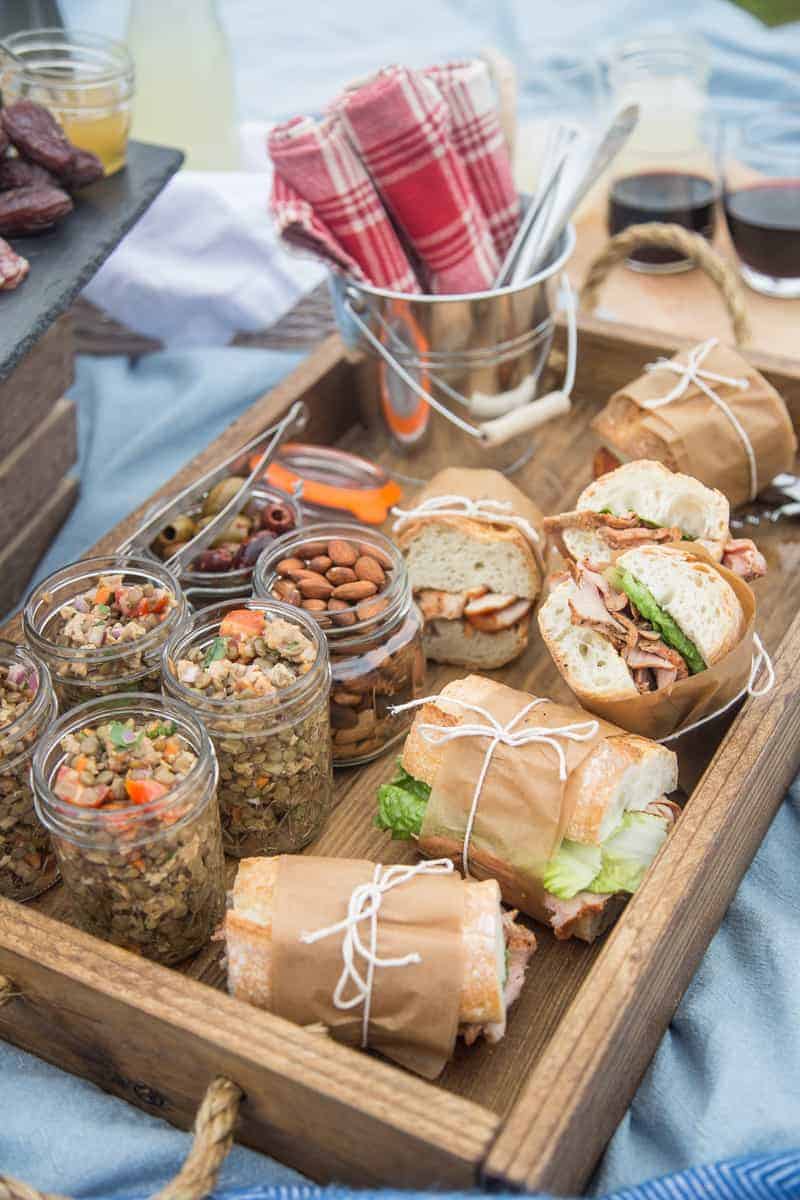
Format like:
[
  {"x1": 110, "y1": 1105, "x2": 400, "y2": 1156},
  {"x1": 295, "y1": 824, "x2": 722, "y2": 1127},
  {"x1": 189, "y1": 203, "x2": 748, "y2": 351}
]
[{"x1": 0, "y1": 30, "x2": 134, "y2": 176}]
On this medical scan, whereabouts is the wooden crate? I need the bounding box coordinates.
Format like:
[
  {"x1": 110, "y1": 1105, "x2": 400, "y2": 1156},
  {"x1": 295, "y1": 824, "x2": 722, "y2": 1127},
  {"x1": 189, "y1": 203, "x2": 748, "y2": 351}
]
[{"x1": 1, "y1": 327, "x2": 799, "y2": 1193}]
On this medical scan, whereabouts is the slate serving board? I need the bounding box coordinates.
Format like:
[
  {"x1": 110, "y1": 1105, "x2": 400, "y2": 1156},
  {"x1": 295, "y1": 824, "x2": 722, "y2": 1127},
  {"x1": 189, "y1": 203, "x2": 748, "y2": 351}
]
[{"x1": 0, "y1": 140, "x2": 183, "y2": 383}]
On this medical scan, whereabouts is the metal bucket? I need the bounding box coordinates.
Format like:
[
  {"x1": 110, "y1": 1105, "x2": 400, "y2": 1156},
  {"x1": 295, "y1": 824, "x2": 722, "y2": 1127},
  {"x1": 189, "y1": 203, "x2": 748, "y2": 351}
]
[{"x1": 331, "y1": 223, "x2": 577, "y2": 481}]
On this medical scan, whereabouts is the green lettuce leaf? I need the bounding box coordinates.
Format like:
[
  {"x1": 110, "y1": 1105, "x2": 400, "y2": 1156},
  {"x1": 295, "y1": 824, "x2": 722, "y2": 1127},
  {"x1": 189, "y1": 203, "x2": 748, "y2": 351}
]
[
  {"x1": 599, "y1": 507, "x2": 695, "y2": 540},
  {"x1": 587, "y1": 812, "x2": 669, "y2": 894},
  {"x1": 608, "y1": 565, "x2": 706, "y2": 675},
  {"x1": 375, "y1": 762, "x2": 430, "y2": 840},
  {"x1": 543, "y1": 840, "x2": 602, "y2": 899}
]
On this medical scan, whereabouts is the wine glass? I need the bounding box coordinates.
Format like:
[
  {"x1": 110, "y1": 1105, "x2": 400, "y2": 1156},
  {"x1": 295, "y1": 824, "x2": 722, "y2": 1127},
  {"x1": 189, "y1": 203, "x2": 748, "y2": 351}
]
[{"x1": 721, "y1": 107, "x2": 800, "y2": 299}]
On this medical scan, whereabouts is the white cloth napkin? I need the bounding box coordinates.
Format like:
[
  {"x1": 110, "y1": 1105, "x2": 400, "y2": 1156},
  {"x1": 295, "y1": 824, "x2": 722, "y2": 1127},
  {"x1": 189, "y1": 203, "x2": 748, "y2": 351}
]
[{"x1": 83, "y1": 167, "x2": 325, "y2": 347}]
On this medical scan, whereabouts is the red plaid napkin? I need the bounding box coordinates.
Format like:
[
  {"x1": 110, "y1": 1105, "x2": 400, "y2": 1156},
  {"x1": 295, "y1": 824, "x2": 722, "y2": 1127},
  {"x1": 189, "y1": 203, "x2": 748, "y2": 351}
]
[
  {"x1": 426, "y1": 60, "x2": 520, "y2": 260},
  {"x1": 269, "y1": 115, "x2": 420, "y2": 293},
  {"x1": 336, "y1": 66, "x2": 500, "y2": 294}
]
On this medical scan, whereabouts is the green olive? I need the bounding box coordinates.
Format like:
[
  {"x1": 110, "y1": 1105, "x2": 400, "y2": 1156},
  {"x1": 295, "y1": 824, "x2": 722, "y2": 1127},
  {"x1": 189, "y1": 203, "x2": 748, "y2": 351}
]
[
  {"x1": 156, "y1": 513, "x2": 196, "y2": 547},
  {"x1": 203, "y1": 476, "x2": 246, "y2": 517},
  {"x1": 210, "y1": 514, "x2": 252, "y2": 547}
]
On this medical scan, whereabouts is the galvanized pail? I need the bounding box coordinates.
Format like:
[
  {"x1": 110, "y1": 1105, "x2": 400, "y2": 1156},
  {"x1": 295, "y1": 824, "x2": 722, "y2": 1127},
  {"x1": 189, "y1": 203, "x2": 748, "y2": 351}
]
[{"x1": 331, "y1": 223, "x2": 576, "y2": 480}]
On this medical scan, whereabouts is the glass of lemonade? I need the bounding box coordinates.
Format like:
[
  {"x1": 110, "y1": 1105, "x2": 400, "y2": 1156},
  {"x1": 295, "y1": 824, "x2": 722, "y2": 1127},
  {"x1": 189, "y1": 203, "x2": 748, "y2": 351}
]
[{"x1": 0, "y1": 29, "x2": 135, "y2": 175}]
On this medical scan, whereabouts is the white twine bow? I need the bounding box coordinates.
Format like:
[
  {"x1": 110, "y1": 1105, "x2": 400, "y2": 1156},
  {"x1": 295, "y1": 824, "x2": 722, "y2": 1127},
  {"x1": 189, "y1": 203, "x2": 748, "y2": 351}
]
[
  {"x1": 642, "y1": 337, "x2": 757, "y2": 501},
  {"x1": 299, "y1": 858, "x2": 455, "y2": 1048},
  {"x1": 390, "y1": 694, "x2": 598, "y2": 877},
  {"x1": 391, "y1": 494, "x2": 541, "y2": 558}
]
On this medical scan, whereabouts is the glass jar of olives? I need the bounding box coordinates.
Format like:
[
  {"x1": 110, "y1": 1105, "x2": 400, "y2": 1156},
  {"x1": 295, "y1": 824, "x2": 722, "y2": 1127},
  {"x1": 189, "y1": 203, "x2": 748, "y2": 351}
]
[
  {"x1": 253, "y1": 524, "x2": 426, "y2": 765},
  {"x1": 150, "y1": 481, "x2": 302, "y2": 607},
  {"x1": 24, "y1": 555, "x2": 189, "y2": 710}
]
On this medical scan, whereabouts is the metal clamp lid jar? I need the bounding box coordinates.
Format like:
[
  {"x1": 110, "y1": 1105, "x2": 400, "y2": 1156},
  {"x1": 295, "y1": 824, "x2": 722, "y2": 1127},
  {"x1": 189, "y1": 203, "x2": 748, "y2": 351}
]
[
  {"x1": 0, "y1": 642, "x2": 58, "y2": 901},
  {"x1": 161, "y1": 597, "x2": 334, "y2": 857},
  {"x1": 253, "y1": 522, "x2": 426, "y2": 765},
  {"x1": 32, "y1": 692, "x2": 225, "y2": 965},
  {"x1": 24, "y1": 554, "x2": 190, "y2": 710}
]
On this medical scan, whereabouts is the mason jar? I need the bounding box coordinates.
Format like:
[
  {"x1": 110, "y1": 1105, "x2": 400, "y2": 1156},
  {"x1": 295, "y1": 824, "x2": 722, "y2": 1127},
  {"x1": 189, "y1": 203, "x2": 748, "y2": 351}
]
[
  {"x1": 0, "y1": 29, "x2": 135, "y2": 175},
  {"x1": 24, "y1": 555, "x2": 190, "y2": 711},
  {"x1": 33, "y1": 692, "x2": 225, "y2": 965},
  {"x1": 0, "y1": 643, "x2": 58, "y2": 901},
  {"x1": 254, "y1": 523, "x2": 426, "y2": 765},
  {"x1": 162, "y1": 598, "x2": 333, "y2": 857}
]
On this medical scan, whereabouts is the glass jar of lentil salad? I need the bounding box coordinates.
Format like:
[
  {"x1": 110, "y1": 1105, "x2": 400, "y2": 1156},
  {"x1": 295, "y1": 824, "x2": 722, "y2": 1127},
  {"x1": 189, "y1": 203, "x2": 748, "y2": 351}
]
[
  {"x1": 24, "y1": 555, "x2": 189, "y2": 710},
  {"x1": 33, "y1": 692, "x2": 225, "y2": 964},
  {"x1": 253, "y1": 524, "x2": 426, "y2": 765},
  {"x1": 162, "y1": 598, "x2": 333, "y2": 858},
  {"x1": 0, "y1": 643, "x2": 58, "y2": 901}
]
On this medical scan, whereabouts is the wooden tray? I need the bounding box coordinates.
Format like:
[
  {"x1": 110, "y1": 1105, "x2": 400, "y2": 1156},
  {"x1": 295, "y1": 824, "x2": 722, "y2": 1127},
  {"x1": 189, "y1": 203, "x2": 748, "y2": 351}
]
[{"x1": 1, "y1": 325, "x2": 799, "y2": 1194}]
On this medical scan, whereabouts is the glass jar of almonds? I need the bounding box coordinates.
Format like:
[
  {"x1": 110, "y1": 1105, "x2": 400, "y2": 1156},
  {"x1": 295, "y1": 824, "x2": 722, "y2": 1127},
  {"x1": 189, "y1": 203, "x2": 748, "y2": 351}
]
[{"x1": 254, "y1": 523, "x2": 426, "y2": 765}]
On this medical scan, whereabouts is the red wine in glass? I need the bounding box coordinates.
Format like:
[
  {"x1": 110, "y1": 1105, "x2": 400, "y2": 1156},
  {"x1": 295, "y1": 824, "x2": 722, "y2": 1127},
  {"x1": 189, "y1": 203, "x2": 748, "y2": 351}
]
[
  {"x1": 724, "y1": 181, "x2": 800, "y2": 280},
  {"x1": 608, "y1": 171, "x2": 717, "y2": 270}
]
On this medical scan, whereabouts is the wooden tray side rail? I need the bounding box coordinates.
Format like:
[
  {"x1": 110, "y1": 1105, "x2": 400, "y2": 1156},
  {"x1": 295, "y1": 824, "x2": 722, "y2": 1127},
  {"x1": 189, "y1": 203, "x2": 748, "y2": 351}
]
[{"x1": 0, "y1": 326, "x2": 798, "y2": 1190}]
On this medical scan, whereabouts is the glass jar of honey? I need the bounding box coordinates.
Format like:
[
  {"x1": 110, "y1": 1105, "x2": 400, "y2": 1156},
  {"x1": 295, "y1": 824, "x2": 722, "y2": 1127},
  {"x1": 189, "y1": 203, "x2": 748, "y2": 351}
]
[{"x1": 0, "y1": 29, "x2": 135, "y2": 176}]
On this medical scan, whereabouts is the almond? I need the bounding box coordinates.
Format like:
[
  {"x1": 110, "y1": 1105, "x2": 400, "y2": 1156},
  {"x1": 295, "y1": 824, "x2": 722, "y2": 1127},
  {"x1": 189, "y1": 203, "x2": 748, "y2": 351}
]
[
  {"x1": 326, "y1": 566, "x2": 357, "y2": 586},
  {"x1": 328, "y1": 538, "x2": 358, "y2": 567},
  {"x1": 308, "y1": 555, "x2": 332, "y2": 574},
  {"x1": 298, "y1": 574, "x2": 334, "y2": 600},
  {"x1": 328, "y1": 598, "x2": 357, "y2": 627},
  {"x1": 463, "y1": 592, "x2": 517, "y2": 617},
  {"x1": 332, "y1": 580, "x2": 377, "y2": 602},
  {"x1": 273, "y1": 580, "x2": 301, "y2": 605},
  {"x1": 296, "y1": 540, "x2": 329, "y2": 559},
  {"x1": 356, "y1": 596, "x2": 389, "y2": 622},
  {"x1": 354, "y1": 555, "x2": 385, "y2": 587},
  {"x1": 301, "y1": 598, "x2": 328, "y2": 612},
  {"x1": 465, "y1": 597, "x2": 533, "y2": 632},
  {"x1": 357, "y1": 542, "x2": 393, "y2": 570},
  {"x1": 276, "y1": 557, "x2": 304, "y2": 577},
  {"x1": 332, "y1": 690, "x2": 362, "y2": 708}
]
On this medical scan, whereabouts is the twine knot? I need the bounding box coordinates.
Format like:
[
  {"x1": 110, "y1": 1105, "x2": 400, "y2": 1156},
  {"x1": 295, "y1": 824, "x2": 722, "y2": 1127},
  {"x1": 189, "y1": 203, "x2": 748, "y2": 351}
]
[
  {"x1": 643, "y1": 337, "x2": 757, "y2": 501},
  {"x1": 300, "y1": 859, "x2": 455, "y2": 1048},
  {"x1": 390, "y1": 695, "x2": 598, "y2": 875},
  {"x1": 391, "y1": 494, "x2": 541, "y2": 555}
]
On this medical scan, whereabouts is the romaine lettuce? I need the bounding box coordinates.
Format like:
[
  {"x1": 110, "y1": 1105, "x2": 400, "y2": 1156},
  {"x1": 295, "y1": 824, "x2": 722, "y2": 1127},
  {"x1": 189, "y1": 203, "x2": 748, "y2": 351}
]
[
  {"x1": 543, "y1": 840, "x2": 602, "y2": 899},
  {"x1": 587, "y1": 811, "x2": 669, "y2": 894},
  {"x1": 607, "y1": 565, "x2": 706, "y2": 675},
  {"x1": 375, "y1": 763, "x2": 430, "y2": 839}
]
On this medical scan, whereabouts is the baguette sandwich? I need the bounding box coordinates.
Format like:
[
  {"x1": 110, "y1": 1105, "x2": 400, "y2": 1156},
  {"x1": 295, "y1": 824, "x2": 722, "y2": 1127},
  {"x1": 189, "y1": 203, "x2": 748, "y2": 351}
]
[
  {"x1": 544, "y1": 460, "x2": 766, "y2": 581},
  {"x1": 539, "y1": 543, "x2": 745, "y2": 700},
  {"x1": 376, "y1": 677, "x2": 679, "y2": 941},
  {"x1": 225, "y1": 855, "x2": 537, "y2": 1056},
  {"x1": 394, "y1": 467, "x2": 544, "y2": 670}
]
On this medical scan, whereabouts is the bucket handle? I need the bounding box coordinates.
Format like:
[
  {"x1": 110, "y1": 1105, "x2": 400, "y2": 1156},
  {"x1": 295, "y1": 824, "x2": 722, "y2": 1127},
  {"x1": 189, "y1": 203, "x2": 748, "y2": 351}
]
[{"x1": 343, "y1": 275, "x2": 577, "y2": 448}]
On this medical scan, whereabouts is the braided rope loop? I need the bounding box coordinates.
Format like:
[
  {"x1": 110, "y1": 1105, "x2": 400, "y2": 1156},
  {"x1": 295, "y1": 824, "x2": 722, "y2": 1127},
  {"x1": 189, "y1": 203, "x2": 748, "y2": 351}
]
[{"x1": 580, "y1": 222, "x2": 751, "y2": 347}]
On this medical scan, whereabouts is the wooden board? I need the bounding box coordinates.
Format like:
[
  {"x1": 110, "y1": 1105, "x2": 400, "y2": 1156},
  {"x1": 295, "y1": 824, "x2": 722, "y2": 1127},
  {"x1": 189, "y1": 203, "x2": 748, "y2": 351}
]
[
  {"x1": 1, "y1": 327, "x2": 799, "y2": 1193},
  {"x1": 570, "y1": 206, "x2": 800, "y2": 359}
]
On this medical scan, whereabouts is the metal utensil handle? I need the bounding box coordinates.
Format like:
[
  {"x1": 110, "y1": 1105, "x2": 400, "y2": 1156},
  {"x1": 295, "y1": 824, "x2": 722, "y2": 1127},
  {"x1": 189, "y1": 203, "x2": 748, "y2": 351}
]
[
  {"x1": 478, "y1": 273, "x2": 577, "y2": 446},
  {"x1": 345, "y1": 274, "x2": 576, "y2": 448},
  {"x1": 118, "y1": 408, "x2": 307, "y2": 559},
  {"x1": 167, "y1": 400, "x2": 307, "y2": 577},
  {"x1": 343, "y1": 290, "x2": 485, "y2": 441}
]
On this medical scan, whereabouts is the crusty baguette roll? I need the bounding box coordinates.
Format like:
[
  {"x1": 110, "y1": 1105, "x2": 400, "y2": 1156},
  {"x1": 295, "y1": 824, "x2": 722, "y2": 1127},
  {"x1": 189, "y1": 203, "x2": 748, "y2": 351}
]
[
  {"x1": 538, "y1": 544, "x2": 745, "y2": 705},
  {"x1": 554, "y1": 460, "x2": 730, "y2": 565},
  {"x1": 401, "y1": 679, "x2": 677, "y2": 846},
  {"x1": 226, "y1": 855, "x2": 509, "y2": 1030},
  {"x1": 395, "y1": 467, "x2": 544, "y2": 670},
  {"x1": 620, "y1": 544, "x2": 743, "y2": 665}
]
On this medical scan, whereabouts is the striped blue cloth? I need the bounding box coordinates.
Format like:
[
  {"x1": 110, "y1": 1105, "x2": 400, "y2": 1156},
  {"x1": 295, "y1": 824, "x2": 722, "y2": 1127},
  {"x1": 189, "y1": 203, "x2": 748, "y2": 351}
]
[{"x1": 212, "y1": 1152, "x2": 800, "y2": 1200}]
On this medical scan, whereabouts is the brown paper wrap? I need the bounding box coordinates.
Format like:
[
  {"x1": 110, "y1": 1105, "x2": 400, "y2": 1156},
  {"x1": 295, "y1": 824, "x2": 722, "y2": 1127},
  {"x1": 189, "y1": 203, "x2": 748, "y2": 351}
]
[
  {"x1": 394, "y1": 466, "x2": 545, "y2": 573},
  {"x1": 563, "y1": 544, "x2": 757, "y2": 742},
  {"x1": 271, "y1": 855, "x2": 464, "y2": 1079},
  {"x1": 594, "y1": 342, "x2": 797, "y2": 508},
  {"x1": 417, "y1": 676, "x2": 622, "y2": 924}
]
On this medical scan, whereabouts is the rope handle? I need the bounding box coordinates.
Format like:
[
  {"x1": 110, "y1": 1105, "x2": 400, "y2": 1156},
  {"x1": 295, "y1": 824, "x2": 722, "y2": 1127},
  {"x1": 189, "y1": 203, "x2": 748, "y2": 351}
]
[
  {"x1": 0, "y1": 975, "x2": 242, "y2": 1200},
  {"x1": 580, "y1": 222, "x2": 752, "y2": 347}
]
